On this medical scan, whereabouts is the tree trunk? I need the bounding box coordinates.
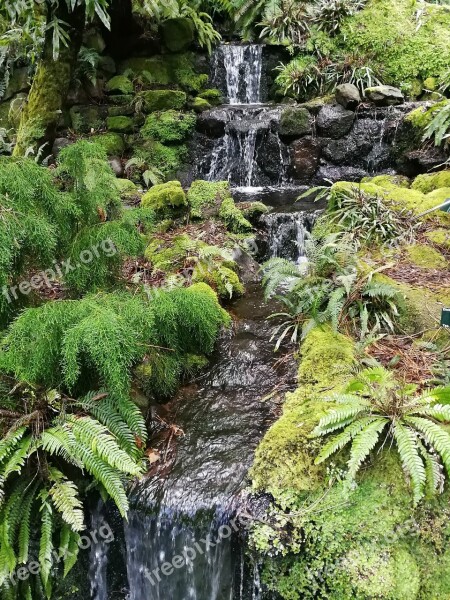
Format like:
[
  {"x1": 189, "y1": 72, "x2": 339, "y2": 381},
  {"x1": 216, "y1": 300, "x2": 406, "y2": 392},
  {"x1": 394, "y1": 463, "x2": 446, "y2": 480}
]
[{"x1": 13, "y1": 3, "x2": 85, "y2": 157}]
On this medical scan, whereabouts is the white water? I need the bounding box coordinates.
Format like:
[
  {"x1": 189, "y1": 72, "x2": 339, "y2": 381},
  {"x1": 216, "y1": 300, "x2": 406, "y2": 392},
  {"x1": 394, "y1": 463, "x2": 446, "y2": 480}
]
[
  {"x1": 217, "y1": 44, "x2": 263, "y2": 104},
  {"x1": 89, "y1": 502, "x2": 109, "y2": 600}
]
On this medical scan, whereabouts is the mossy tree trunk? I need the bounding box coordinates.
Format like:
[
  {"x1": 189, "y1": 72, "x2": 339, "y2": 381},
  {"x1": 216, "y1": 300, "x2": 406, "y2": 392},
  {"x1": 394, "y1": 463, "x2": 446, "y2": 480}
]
[{"x1": 13, "y1": 2, "x2": 85, "y2": 157}]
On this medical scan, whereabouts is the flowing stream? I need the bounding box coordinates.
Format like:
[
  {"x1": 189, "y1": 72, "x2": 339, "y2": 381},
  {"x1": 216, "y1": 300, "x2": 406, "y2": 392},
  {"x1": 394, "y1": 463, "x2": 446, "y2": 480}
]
[{"x1": 89, "y1": 43, "x2": 318, "y2": 600}]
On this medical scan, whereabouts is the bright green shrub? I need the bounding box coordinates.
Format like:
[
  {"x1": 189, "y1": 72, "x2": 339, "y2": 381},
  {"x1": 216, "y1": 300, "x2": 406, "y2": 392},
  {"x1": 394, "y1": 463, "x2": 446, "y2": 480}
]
[
  {"x1": 63, "y1": 220, "x2": 146, "y2": 294},
  {"x1": 141, "y1": 110, "x2": 196, "y2": 143}
]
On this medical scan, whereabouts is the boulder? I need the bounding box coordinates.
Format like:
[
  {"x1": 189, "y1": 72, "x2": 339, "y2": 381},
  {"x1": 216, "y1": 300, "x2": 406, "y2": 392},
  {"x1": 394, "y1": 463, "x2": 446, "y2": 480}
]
[
  {"x1": 90, "y1": 132, "x2": 125, "y2": 155},
  {"x1": 161, "y1": 18, "x2": 195, "y2": 52},
  {"x1": 316, "y1": 104, "x2": 355, "y2": 139},
  {"x1": 106, "y1": 115, "x2": 134, "y2": 133},
  {"x1": 105, "y1": 75, "x2": 133, "y2": 95},
  {"x1": 316, "y1": 165, "x2": 369, "y2": 183},
  {"x1": 279, "y1": 106, "x2": 312, "y2": 139},
  {"x1": 335, "y1": 84, "x2": 361, "y2": 110},
  {"x1": 139, "y1": 90, "x2": 187, "y2": 113},
  {"x1": 290, "y1": 137, "x2": 321, "y2": 179},
  {"x1": 98, "y1": 56, "x2": 116, "y2": 76},
  {"x1": 69, "y1": 105, "x2": 107, "y2": 133},
  {"x1": 365, "y1": 86, "x2": 404, "y2": 106},
  {"x1": 196, "y1": 109, "x2": 227, "y2": 137},
  {"x1": 141, "y1": 181, "x2": 187, "y2": 214},
  {"x1": 191, "y1": 97, "x2": 211, "y2": 113}
]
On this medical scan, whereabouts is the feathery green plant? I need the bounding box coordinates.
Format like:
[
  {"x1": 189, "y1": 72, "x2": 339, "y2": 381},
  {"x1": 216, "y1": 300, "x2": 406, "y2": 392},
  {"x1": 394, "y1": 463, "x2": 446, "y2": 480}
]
[{"x1": 313, "y1": 367, "x2": 450, "y2": 504}]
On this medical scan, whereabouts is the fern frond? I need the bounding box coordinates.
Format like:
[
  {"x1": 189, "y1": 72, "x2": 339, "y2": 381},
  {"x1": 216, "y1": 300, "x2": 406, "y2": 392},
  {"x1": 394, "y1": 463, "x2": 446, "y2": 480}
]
[
  {"x1": 315, "y1": 416, "x2": 379, "y2": 464},
  {"x1": 39, "y1": 495, "x2": 53, "y2": 598},
  {"x1": 392, "y1": 422, "x2": 426, "y2": 505},
  {"x1": 347, "y1": 418, "x2": 387, "y2": 480},
  {"x1": 313, "y1": 403, "x2": 369, "y2": 436},
  {"x1": 406, "y1": 416, "x2": 450, "y2": 475},
  {"x1": 48, "y1": 468, "x2": 85, "y2": 532}
]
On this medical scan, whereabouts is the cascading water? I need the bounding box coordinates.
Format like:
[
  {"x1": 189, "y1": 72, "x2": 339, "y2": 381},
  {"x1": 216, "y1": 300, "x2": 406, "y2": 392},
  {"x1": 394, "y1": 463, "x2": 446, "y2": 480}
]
[
  {"x1": 202, "y1": 44, "x2": 290, "y2": 188},
  {"x1": 90, "y1": 502, "x2": 110, "y2": 600}
]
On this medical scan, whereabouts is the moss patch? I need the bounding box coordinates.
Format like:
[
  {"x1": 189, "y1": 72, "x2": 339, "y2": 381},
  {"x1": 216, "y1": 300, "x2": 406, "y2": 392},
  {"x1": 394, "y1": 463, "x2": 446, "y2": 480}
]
[
  {"x1": 279, "y1": 106, "x2": 312, "y2": 138},
  {"x1": 187, "y1": 180, "x2": 231, "y2": 219},
  {"x1": 141, "y1": 110, "x2": 196, "y2": 143},
  {"x1": 141, "y1": 181, "x2": 187, "y2": 215},
  {"x1": 139, "y1": 90, "x2": 187, "y2": 113},
  {"x1": 106, "y1": 115, "x2": 134, "y2": 134},
  {"x1": 412, "y1": 170, "x2": 450, "y2": 194},
  {"x1": 219, "y1": 196, "x2": 253, "y2": 233},
  {"x1": 405, "y1": 244, "x2": 448, "y2": 269},
  {"x1": 105, "y1": 75, "x2": 133, "y2": 95},
  {"x1": 89, "y1": 132, "x2": 125, "y2": 155}
]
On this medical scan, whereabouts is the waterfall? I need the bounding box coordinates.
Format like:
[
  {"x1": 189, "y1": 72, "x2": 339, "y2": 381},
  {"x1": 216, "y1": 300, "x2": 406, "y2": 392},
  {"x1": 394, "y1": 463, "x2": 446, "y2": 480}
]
[
  {"x1": 213, "y1": 44, "x2": 263, "y2": 105},
  {"x1": 89, "y1": 502, "x2": 109, "y2": 600},
  {"x1": 260, "y1": 211, "x2": 318, "y2": 264},
  {"x1": 203, "y1": 44, "x2": 290, "y2": 188}
]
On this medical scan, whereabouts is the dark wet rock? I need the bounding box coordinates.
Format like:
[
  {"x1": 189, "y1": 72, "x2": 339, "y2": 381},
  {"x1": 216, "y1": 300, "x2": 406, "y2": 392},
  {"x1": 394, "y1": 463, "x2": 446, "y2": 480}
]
[
  {"x1": 232, "y1": 247, "x2": 261, "y2": 284},
  {"x1": 3, "y1": 67, "x2": 29, "y2": 101},
  {"x1": 279, "y1": 106, "x2": 312, "y2": 139},
  {"x1": 316, "y1": 104, "x2": 355, "y2": 139},
  {"x1": 257, "y1": 131, "x2": 287, "y2": 180},
  {"x1": 365, "y1": 85, "x2": 404, "y2": 106},
  {"x1": 196, "y1": 109, "x2": 227, "y2": 137},
  {"x1": 109, "y1": 156, "x2": 124, "y2": 177},
  {"x1": 322, "y1": 118, "x2": 382, "y2": 165},
  {"x1": 290, "y1": 137, "x2": 321, "y2": 179},
  {"x1": 52, "y1": 137, "x2": 73, "y2": 157},
  {"x1": 397, "y1": 147, "x2": 449, "y2": 177},
  {"x1": 335, "y1": 83, "x2": 361, "y2": 110},
  {"x1": 316, "y1": 164, "x2": 369, "y2": 183}
]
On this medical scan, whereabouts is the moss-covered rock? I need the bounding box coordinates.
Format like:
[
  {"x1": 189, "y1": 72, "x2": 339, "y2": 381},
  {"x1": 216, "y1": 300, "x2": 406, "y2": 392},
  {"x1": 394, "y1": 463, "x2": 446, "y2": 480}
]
[
  {"x1": 425, "y1": 228, "x2": 450, "y2": 249},
  {"x1": 105, "y1": 75, "x2": 133, "y2": 95},
  {"x1": 141, "y1": 180, "x2": 187, "y2": 214},
  {"x1": 141, "y1": 110, "x2": 196, "y2": 143},
  {"x1": 70, "y1": 105, "x2": 106, "y2": 133},
  {"x1": 219, "y1": 196, "x2": 253, "y2": 233},
  {"x1": 115, "y1": 178, "x2": 138, "y2": 196},
  {"x1": 106, "y1": 115, "x2": 134, "y2": 133},
  {"x1": 198, "y1": 88, "x2": 222, "y2": 106},
  {"x1": 279, "y1": 106, "x2": 312, "y2": 138},
  {"x1": 89, "y1": 132, "x2": 125, "y2": 155},
  {"x1": 236, "y1": 201, "x2": 270, "y2": 222},
  {"x1": 139, "y1": 90, "x2": 187, "y2": 113},
  {"x1": 187, "y1": 180, "x2": 231, "y2": 219},
  {"x1": 192, "y1": 264, "x2": 244, "y2": 299},
  {"x1": 412, "y1": 170, "x2": 450, "y2": 193},
  {"x1": 191, "y1": 97, "x2": 211, "y2": 113},
  {"x1": 7, "y1": 94, "x2": 27, "y2": 130},
  {"x1": 161, "y1": 17, "x2": 194, "y2": 52},
  {"x1": 405, "y1": 244, "x2": 447, "y2": 269},
  {"x1": 362, "y1": 174, "x2": 411, "y2": 190},
  {"x1": 134, "y1": 140, "x2": 188, "y2": 178},
  {"x1": 405, "y1": 101, "x2": 449, "y2": 130}
]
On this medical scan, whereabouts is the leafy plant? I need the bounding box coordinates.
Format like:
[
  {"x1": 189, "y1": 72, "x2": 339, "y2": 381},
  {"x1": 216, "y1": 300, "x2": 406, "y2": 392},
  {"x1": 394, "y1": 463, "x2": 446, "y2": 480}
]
[
  {"x1": 262, "y1": 235, "x2": 401, "y2": 346},
  {"x1": 73, "y1": 45, "x2": 100, "y2": 87},
  {"x1": 313, "y1": 367, "x2": 450, "y2": 504},
  {"x1": 424, "y1": 101, "x2": 450, "y2": 148},
  {"x1": 259, "y1": 0, "x2": 310, "y2": 48},
  {"x1": 275, "y1": 55, "x2": 321, "y2": 98},
  {"x1": 328, "y1": 184, "x2": 417, "y2": 249},
  {"x1": 125, "y1": 156, "x2": 165, "y2": 188},
  {"x1": 308, "y1": 0, "x2": 366, "y2": 36}
]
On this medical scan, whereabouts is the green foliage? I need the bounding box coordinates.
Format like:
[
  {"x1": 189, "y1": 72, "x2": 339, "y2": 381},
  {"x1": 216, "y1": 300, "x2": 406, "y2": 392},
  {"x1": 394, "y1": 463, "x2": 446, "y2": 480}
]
[
  {"x1": 275, "y1": 55, "x2": 320, "y2": 99},
  {"x1": 125, "y1": 156, "x2": 165, "y2": 188},
  {"x1": 262, "y1": 235, "x2": 401, "y2": 344},
  {"x1": 308, "y1": 0, "x2": 366, "y2": 36},
  {"x1": 424, "y1": 101, "x2": 450, "y2": 148},
  {"x1": 134, "y1": 140, "x2": 188, "y2": 178},
  {"x1": 138, "y1": 89, "x2": 187, "y2": 112},
  {"x1": 327, "y1": 184, "x2": 417, "y2": 250},
  {"x1": 141, "y1": 180, "x2": 187, "y2": 215},
  {"x1": 219, "y1": 196, "x2": 252, "y2": 233},
  {"x1": 141, "y1": 110, "x2": 196, "y2": 143},
  {"x1": 187, "y1": 180, "x2": 230, "y2": 219},
  {"x1": 314, "y1": 367, "x2": 450, "y2": 504},
  {"x1": 88, "y1": 132, "x2": 125, "y2": 156},
  {"x1": 105, "y1": 75, "x2": 134, "y2": 95}
]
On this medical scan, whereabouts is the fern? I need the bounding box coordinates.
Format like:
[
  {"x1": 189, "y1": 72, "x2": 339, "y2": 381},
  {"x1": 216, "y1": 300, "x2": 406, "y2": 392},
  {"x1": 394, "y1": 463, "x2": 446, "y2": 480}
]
[{"x1": 314, "y1": 368, "x2": 450, "y2": 504}]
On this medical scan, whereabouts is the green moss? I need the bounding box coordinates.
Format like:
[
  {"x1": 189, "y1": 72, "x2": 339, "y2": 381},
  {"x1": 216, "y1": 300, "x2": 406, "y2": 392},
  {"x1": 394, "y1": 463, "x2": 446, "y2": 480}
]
[
  {"x1": 198, "y1": 89, "x2": 222, "y2": 106},
  {"x1": 141, "y1": 110, "x2": 196, "y2": 143},
  {"x1": 105, "y1": 75, "x2": 133, "y2": 95},
  {"x1": 251, "y1": 326, "x2": 355, "y2": 495},
  {"x1": 139, "y1": 90, "x2": 187, "y2": 113},
  {"x1": 423, "y1": 77, "x2": 438, "y2": 91},
  {"x1": 192, "y1": 265, "x2": 244, "y2": 299},
  {"x1": 425, "y1": 228, "x2": 450, "y2": 248},
  {"x1": 161, "y1": 17, "x2": 194, "y2": 52},
  {"x1": 279, "y1": 106, "x2": 311, "y2": 137},
  {"x1": 69, "y1": 105, "x2": 105, "y2": 134},
  {"x1": 14, "y1": 56, "x2": 71, "y2": 156},
  {"x1": 405, "y1": 244, "x2": 447, "y2": 269},
  {"x1": 335, "y1": 0, "x2": 450, "y2": 93},
  {"x1": 115, "y1": 178, "x2": 138, "y2": 196},
  {"x1": 237, "y1": 201, "x2": 270, "y2": 221},
  {"x1": 107, "y1": 94, "x2": 134, "y2": 106},
  {"x1": 135, "y1": 140, "x2": 187, "y2": 178},
  {"x1": 141, "y1": 180, "x2": 187, "y2": 214},
  {"x1": 361, "y1": 174, "x2": 411, "y2": 190},
  {"x1": 411, "y1": 170, "x2": 450, "y2": 193},
  {"x1": 120, "y1": 56, "x2": 173, "y2": 85},
  {"x1": 106, "y1": 115, "x2": 134, "y2": 133},
  {"x1": 191, "y1": 97, "x2": 211, "y2": 112},
  {"x1": 219, "y1": 196, "x2": 253, "y2": 233},
  {"x1": 89, "y1": 132, "x2": 125, "y2": 155},
  {"x1": 405, "y1": 101, "x2": 449, "y2": 129},
  {"x1": 187, "y1": 180, "x2": 231, "y2": 219}
]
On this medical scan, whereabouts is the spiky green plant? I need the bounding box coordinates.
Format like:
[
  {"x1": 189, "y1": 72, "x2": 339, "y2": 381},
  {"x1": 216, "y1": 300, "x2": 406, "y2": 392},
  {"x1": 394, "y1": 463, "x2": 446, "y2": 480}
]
[
  {"x1": 424, "y1": 101, "x2": 450, "y2": 148},
  {"x1": 313, "y1": 367, "x2": 450, "y2": 504}
]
